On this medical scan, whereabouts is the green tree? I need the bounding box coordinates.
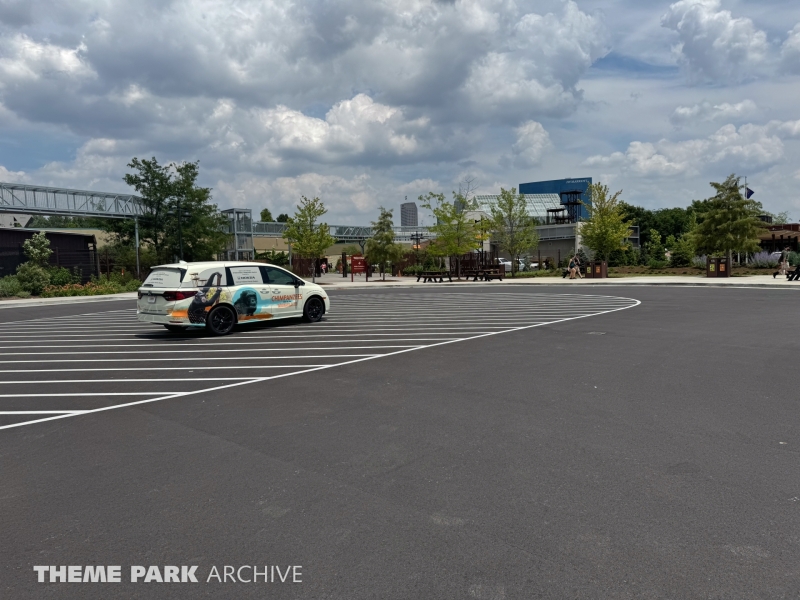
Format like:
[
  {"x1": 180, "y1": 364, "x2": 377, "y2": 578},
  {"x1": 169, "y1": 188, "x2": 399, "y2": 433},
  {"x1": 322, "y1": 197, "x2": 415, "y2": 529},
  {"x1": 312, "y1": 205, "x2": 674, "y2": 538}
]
[
  {"x1": 666, "y1": 234, "x2": 695, "y2": 268},
  {"x1": 103, "y1": 157, "x2": 227, "y2": 263},
  {"x1": 282, "y1": 196, "x2": 335, "y2": 283},
  {"x1": 260, "y1": 208, "x2": 274, "y2": 222},
  {"x1": 419, "y1": 191, "x2": 481, "y2": 278},
  {"x1": 365, "y1": 207, "x2": 404, "y2": 281},
  {"x1": 276, "y1": 213, "x2": 290, "y2": 223},
  {"x1": 690, "y1": 174, "x2": 765, "y2": 265},
  {"x1": 164, "y1": 161, "x2": 228, "y2": 262},
  {"x1": 26, "y1": 215, "x2": 98, "y2": 228},
  {"x1": 580, "y1": 183, "x2": 633, "y2": 261},
  {"x1": 23, "y1": 231, "x2": 52, "y2": 267},
  {"x1": 489, "y1": 187, "x2": 539, "y2": 277},
  {"x1": 256, "y1": 249, "x2": 289, "y2": 266},
  {"x1": 645, "y1": 228, "x2": 665, "y2": 264}
]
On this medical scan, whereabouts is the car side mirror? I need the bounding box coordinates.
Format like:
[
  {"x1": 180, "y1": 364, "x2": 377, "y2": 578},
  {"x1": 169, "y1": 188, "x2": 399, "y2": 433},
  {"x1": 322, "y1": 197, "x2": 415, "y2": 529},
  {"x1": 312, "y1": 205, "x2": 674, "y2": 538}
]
[{"x1": 294, "y1": 279, "x2": 304, "y2": 287}]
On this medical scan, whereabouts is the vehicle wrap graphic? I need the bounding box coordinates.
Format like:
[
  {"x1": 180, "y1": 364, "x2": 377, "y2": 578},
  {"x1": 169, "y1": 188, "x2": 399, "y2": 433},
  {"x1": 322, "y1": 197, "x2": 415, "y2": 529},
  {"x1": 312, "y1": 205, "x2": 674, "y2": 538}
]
[
  {"x1": 166, "y1": 272, "x2": 226, "y2": 325},
  {"x1": 232, "y1": 287, "x2": 275, "y2": 322}
]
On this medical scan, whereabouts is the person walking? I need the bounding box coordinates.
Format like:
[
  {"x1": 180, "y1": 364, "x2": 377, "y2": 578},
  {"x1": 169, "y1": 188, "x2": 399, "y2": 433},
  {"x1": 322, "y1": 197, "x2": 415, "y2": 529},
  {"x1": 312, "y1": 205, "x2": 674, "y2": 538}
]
[
  {"x1": 774, "y1": 246, "x2": 790, "y2": 279},
  {"x1": 568, "y1": 256, "x2": 577, "y2": 279}
]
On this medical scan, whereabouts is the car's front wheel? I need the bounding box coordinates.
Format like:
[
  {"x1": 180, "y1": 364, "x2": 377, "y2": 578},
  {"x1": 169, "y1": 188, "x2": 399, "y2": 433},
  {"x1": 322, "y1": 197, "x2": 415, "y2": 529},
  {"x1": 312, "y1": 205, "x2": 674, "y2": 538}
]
[
  {"x1": 303, "y1": 297, "x2": 324, "y2": 322},
  {"x1": 206, "y1": 305, "x2": 237, "y2": 335}
]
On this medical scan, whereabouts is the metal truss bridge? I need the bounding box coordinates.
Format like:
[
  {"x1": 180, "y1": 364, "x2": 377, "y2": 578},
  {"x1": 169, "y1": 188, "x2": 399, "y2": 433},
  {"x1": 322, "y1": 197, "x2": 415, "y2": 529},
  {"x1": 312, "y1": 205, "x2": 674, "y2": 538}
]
[
  {"x1": 252, "y1": 221, "x2": 431, "y2": 242},
  {"x1": 0, "y1": 181, "x2": 432, "y2": 242},
  {"x1": 0, "y1": 181, "x2": 146, "y2": 219}
]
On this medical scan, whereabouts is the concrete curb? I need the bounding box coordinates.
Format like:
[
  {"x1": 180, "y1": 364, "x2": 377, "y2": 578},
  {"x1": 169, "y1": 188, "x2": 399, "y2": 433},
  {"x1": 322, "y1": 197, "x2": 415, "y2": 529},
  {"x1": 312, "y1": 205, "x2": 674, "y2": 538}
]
[
  {"x1": 0, "y1": 292, "x2": 138, "y2": 309},
  {"x1": 319, "y1": 278, "x2": 800, "y2": 291}
]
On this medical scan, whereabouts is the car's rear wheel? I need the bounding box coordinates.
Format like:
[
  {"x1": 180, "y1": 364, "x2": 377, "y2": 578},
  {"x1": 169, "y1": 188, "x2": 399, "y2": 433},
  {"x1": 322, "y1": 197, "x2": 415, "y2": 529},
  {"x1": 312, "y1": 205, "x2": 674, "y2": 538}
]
[
  {"x1": 303, "y1": 297, "x2": 324, "y2": 322},
  {"x1": 163, "y1": 325, "x2": 186, "y2": 333},
  {"x1": 206, "y1": 305, "x2": 237, "y2": 335}
]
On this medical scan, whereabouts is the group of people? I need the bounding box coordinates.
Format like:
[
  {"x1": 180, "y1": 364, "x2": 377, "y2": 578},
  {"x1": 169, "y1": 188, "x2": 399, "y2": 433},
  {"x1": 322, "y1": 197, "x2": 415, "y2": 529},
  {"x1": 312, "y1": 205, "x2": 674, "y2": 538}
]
[{"x1": 562, "y1": 254, "x2": 583, "y2": 280}]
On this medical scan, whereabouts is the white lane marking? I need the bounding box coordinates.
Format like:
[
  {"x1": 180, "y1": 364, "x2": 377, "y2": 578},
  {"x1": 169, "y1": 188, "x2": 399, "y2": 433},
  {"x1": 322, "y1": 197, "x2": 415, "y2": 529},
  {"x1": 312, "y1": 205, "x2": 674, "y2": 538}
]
[
  {"x1": 0, "y1": 378, "x2": 259, "y2": 384},
  {"x1": 0, "y1": 354, "x2": 382, "y2": 364},
  {"x1": 0, "y1": 294, "x2": 641, "y2": 430},
  {"x1": 0, "y1": 338, "x2": 461, "y2": 351},
  {"x1": 0, "y1": 317, "x2": 620, "y2": 336},
  {"x1": 0, "y1": 392, "x2": 189, "y2": 397},
  {"x1": 0, "y1": 410, "x2": 89, "y2": 414},
  {"x1": 0, "y1": 345, "x2": 423, "y2": 357},
  {"x1": 0, "y1": 365, "x2": 335, "y2": 373}
]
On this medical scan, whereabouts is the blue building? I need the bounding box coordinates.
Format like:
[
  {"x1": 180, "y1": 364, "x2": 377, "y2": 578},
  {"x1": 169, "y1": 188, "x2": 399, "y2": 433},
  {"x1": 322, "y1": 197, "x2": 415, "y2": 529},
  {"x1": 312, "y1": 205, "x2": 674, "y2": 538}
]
[{"x1": 519, "y1": 177, "x2": 592, "y2": 220}]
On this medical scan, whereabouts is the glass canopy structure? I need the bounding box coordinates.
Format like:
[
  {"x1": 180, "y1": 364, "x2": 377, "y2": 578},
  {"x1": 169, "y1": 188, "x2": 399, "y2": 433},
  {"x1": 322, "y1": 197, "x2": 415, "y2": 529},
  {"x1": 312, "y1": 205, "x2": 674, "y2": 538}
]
[{"x1": 473, "y1": 194, "x2": 563, "y2": 221}]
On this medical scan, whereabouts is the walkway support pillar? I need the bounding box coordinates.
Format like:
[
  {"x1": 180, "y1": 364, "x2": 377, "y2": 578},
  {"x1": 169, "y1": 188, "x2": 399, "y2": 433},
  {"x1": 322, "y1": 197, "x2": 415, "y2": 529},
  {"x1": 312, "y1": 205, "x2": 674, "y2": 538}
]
[{"x1": 134, "y1": 217, "x2": 140, "y2": 279}]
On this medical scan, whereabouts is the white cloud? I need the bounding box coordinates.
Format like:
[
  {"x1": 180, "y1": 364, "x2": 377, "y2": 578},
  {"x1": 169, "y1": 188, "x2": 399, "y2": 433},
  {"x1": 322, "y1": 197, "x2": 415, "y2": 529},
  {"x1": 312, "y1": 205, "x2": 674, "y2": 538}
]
[
  {"x1": 661, "y1": 0, "x2": 771, "y2": 82},
  {"x1": 584, "y1": 120, "x2": 794, "y2": 177},
  {"x1": 511, "y1": 121, "x2": 552, "y2": 167},
  {"x1": 781, "y1": 23, "x2": 800, "y2": 74},
  {"x1": 670, "y1": 99, "x2": 758, "y2": 125}
]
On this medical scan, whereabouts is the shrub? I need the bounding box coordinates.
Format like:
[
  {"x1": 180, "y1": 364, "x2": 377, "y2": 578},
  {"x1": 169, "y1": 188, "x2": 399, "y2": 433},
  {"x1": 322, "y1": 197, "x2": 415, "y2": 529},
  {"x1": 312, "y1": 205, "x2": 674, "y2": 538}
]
[
  {"x1": 648, "y1": 259, "x2": 668, "y2": 269},
  {"x1": 668, "y1": 236, "x2": 695, "y2": 268},
  {"x1": 16, "y1": 291, "x2": 31, "y2": 298},
  {"x1": 790, "y1": 251, "x2": 800, "y2": 267},
  {"x1": 0, "y1": 275, "x2": 23, "y2": 298},
  {"x1": 401, "y1": 264, "x2": 423, "y2": 275},
  {"x1": 16, "y1": 263, "x2": 51, "y2": 295},
  {"x1": 691, "y1": 255, "x2": 707, "y2": 269},
  {"x1": 41, "y1": 278, "x2": 142, "y2": 298},
  {"x1": 23, "y1": 231, "x2": 52, "y2": 267},
  {"x1": 48, "y1": 266, "x2": 80, "y2": 286},
  {"x1": 748, "y1": 251, "x2": 779, "y2": 268}
]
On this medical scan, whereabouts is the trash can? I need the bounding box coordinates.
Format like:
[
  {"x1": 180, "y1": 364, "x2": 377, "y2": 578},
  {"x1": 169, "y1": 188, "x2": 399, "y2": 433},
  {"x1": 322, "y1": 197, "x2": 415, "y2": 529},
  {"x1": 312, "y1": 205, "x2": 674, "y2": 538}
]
[
  {"x1": 706, "y1": 257, "x2": 730, "y2": 278},
  {"x1": 584, "y1": 261, "x2": 608, "y2": 278}
]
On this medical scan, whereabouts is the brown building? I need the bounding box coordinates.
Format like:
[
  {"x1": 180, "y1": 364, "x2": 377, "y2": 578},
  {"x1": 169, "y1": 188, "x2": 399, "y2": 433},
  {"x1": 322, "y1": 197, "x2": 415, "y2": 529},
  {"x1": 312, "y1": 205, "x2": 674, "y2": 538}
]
[
  {"x1": 759, "y1": 224, "x2": 800, "y2": 253},
  {"x1": 0, "y1": 228, "x2": 99, "y2": 281}
]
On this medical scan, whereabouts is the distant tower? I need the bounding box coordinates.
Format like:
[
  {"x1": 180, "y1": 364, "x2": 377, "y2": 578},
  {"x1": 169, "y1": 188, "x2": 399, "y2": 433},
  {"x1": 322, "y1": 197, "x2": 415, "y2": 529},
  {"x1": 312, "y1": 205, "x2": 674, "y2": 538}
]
[{"x1": 401, "y1": 200, "x2": 418, "y2": 227}]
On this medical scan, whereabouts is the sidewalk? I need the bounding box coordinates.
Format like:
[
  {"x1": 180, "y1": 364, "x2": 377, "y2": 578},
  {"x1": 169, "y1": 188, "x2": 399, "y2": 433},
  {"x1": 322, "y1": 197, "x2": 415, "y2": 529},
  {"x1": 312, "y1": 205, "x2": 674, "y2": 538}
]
[
  {"x1": 316, "y1": 274, "x2": 800, "y2": 290},
  {"x1": 0, "y1": 274, "x2": 795, "y2": 309},
  {"x1": 0, "y1": 292, "x2": 138, "y2": 310}
]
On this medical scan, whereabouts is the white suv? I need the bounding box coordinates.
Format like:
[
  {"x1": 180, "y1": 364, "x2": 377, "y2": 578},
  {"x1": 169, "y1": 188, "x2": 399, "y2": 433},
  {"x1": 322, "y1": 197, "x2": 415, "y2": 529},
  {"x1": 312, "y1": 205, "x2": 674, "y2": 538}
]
[{"x1": 137, "y1": 261, "x2": 330, "y2": 335}]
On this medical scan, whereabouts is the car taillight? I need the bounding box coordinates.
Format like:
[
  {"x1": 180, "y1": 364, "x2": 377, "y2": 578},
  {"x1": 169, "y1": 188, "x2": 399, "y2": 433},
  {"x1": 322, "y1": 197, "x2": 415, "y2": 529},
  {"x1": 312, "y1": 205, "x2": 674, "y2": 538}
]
[{"x1": 162, "y1": 291, "x2": 197, "y2": 302}]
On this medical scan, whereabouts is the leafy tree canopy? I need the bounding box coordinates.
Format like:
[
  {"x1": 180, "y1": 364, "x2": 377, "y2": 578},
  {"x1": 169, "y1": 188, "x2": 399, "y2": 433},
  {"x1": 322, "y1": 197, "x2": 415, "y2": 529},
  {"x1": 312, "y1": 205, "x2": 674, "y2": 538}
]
[
  {"x1": 365, "y1": 207, "x2": 404, "y2": 280},
  {"x1": 282, "y1": 196, "x2": 336, "y2": 281},
  {"x1": 260, "y1": 208, "x2": 274, "y2": 222},
  {"x1": 102, "y1": 157, "x2": 228, "y2": 263},
  {"x1": 418, "y1": 190, "x2": 481, "y2": 277},
  {"x1": 489, "y1": 187, "x2": 539, "y2": 277},
  {"x1": 690, "y1": 174, "x2": 765, "y2": 260},
  {"x1": 23, "y1": 231, "x2": 52, "y2": 267},
  {"x1": 276, "y1": 213, "x2": 290, "y2": 223},
  {"x1": 580, "y1": 183, "x2": 633, "y2": 261},
  {"x1": 26, "y1": 215, "x2": 98, "y2": 229}
]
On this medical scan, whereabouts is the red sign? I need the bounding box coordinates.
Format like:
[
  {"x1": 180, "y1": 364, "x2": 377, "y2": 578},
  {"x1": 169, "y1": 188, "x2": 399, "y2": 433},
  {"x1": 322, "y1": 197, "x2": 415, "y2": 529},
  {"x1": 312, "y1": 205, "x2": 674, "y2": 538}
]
[{"x1": 350, "y1": 257, "x2": 367, "y2": 273}]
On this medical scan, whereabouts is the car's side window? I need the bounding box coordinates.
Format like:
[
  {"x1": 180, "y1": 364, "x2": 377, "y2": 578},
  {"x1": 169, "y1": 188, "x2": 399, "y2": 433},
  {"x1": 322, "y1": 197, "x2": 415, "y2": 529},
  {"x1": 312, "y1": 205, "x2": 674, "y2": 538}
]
[
  {"x1": 228, "y1": 266, "x2": 264, "y2": 286},
  {"x1": 185, "y1": 268, "x2": 227, "y2": 288},
  {"x1": 264, "y1": 266, "x2": 296, "y2": 286}
]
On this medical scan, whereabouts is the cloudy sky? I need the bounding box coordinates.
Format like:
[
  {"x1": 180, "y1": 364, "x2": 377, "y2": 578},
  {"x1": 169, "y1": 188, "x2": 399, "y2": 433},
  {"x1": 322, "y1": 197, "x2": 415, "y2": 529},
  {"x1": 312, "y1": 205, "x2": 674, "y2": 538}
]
[{"x1": 1, "y1": 0, "x2": 799, "y2": 223}]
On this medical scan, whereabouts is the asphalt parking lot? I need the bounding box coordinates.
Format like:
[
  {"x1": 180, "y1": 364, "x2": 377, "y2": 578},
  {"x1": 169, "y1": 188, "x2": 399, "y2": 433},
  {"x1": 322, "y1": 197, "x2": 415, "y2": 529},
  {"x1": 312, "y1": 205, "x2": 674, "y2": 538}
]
[{"x1": 2, "y1": 285, "x2": 800, "y2": 598}]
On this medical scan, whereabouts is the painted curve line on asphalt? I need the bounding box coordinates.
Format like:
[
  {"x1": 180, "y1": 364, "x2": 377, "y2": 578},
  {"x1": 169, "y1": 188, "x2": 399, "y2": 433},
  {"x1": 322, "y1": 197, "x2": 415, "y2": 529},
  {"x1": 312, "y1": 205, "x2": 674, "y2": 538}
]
[{"x1": 0, "y1": 292, "x2": 641, "y2": 431}]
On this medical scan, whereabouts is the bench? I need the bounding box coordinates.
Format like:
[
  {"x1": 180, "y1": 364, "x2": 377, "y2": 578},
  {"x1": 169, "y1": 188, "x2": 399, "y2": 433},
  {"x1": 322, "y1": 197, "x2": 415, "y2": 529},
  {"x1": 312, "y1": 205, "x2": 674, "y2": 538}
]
[
  {"x1": 463, "y1": 268, "x2": 504, "y2": 282},
  {"x1": 417, "y1": 271, "x2": 453, "y2": 283}
]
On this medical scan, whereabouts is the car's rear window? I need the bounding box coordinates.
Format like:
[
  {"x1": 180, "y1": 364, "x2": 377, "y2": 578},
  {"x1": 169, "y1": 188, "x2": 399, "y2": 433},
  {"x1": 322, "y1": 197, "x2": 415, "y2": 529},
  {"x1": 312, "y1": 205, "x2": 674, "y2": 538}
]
[{"x1": 142, "y1": 268, "x2": 185, "y2": 288}]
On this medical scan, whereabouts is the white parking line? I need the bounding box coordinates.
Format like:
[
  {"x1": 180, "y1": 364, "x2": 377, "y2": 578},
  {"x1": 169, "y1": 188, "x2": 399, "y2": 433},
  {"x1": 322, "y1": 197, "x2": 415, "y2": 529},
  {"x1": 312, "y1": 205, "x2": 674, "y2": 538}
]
[{"x1": 0, "y1": 292, "x2": 640, "y2": 430}]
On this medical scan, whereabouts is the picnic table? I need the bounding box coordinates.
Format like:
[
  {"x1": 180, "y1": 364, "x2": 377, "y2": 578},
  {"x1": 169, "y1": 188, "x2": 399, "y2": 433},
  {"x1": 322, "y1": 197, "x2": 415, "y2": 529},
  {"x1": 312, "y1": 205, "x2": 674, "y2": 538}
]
[
  {"x1": 416, "y1": 271, "x2": 453, "y2": 283},
  {"x1": 462, "y1": 267, "x2": 504, "y2": 281}
]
